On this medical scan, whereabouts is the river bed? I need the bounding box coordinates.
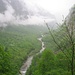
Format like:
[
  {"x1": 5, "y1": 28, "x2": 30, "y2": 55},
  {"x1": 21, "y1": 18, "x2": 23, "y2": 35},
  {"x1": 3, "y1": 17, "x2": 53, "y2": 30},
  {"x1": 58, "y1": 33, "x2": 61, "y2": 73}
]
[{"x1": 20, "y1": 35, "x2": 45, "y2": 75}]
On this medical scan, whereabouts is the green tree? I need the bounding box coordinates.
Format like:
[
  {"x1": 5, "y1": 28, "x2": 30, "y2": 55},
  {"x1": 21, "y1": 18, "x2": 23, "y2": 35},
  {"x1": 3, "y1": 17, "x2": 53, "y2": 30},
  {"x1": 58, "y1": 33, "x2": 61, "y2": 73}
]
[
  {"x1": 45, "y1": 5, "x2": 75, "y2": 75},
  {"x1": 0, "y1": 45, "x2": 11, "y2": 75}
]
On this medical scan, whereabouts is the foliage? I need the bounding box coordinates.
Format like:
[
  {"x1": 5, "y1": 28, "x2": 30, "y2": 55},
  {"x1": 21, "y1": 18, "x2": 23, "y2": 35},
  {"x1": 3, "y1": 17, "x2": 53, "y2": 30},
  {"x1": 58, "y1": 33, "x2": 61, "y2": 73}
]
[
  {"x1": 26, "y1": 5, "x2": 75, "y2": 75},
  {"x1": 0, "y1": 25, "x2": 47, "y2": 75},
  {"x1": 26, "y1": 49, "x2": 72, "y2": 75},
  {"x1": 0, "y1": 45, "x2": 11, "y2": 75}
]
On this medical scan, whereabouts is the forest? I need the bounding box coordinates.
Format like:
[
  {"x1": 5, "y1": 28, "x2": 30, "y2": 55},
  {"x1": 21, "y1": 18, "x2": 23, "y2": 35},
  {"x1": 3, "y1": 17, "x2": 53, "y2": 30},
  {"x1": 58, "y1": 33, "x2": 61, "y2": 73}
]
[
  {"x1": 0, "y1": 2, "x2": 75, "y2": 75},
  {"x1": 0, "y1": 25, "x2": 47, "y2": 75},
  {"x1": 26, "y1": 5, "x2": 75, "y2": 75}
]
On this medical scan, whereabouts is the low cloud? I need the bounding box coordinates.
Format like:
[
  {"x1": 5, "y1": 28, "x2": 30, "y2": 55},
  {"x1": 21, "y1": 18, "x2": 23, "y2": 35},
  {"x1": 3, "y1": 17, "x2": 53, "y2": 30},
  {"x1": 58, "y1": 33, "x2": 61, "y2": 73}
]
[
  {"x1": 0, "y1": 0, "x2": 55, "y2": 26},
  {"x1": 13, "y1": 15, "x2": 55, "y2": 25},
  {"x1": 0, "y1": 4, "x2": 15, "y2": 22}
]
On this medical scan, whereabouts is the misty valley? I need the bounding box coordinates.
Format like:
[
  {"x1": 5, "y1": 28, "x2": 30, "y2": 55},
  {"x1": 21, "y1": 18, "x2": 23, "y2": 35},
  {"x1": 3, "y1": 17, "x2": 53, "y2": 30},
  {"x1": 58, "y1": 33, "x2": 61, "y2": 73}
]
[
  {"x1": 0, "y1": 0, "x2": 75, "y2": 75},
  {"x1": 0, "y1": 25, "x2": 47, "y2": 75}
]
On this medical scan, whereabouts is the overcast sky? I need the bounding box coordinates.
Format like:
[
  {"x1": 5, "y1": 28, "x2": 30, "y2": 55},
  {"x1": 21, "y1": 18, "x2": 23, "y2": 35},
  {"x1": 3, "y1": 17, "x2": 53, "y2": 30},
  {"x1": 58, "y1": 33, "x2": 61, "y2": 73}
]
[{"x1": 24, "y1": 0, "x2": 75, "y2": 23}]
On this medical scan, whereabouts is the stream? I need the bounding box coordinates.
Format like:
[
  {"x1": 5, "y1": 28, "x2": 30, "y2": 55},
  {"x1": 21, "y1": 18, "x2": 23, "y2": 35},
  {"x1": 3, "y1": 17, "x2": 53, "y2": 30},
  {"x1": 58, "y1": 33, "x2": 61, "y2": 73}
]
[{"x1": 20, "y1": 35, "x2": 45, "y2": 75}]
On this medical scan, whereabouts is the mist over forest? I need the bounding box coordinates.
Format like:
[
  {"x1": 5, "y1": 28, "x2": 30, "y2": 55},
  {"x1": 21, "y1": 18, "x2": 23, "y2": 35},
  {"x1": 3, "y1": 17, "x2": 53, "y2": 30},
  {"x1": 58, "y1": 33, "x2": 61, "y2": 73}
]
[{"x1": 0, "y1": 0, "x2": 75, "y2": 75}]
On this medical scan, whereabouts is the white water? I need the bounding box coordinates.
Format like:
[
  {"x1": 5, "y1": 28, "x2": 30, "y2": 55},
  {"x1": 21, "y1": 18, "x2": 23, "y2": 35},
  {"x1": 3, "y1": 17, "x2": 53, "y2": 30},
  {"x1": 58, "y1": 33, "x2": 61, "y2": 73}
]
[
  {"x1": 20, "y1": 35, "x2": 45, "y2": 75},
  {"x1": 20, "y1": 57, "x2": 33, "y2": 75}
]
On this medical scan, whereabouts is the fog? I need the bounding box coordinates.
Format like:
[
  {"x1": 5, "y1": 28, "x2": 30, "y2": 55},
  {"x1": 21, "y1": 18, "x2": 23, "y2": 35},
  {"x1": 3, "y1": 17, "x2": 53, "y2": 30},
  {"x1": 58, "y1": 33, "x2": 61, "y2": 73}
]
[
  {"x1": 0, "y1": 0, "x2": 75, "y2": 25},
  {"x1": 24, "y1": 0, "x2": 75, "y2": 23}
]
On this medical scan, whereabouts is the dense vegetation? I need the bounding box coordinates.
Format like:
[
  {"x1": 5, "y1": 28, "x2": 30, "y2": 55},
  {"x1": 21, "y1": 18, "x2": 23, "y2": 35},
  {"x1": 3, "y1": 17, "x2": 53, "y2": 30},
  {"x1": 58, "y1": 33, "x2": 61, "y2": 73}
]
[
  {"x1": 26, "y1": 25, "x2": 75, "y2": 75},
  {"x1": 26, "y1": 24, "x2": 75, "y2": 74},
  {"x1": 0, "y1": 25, "x2": 47, "y2": 75},
  {"x1": 26, "y1": 49, "x2": 72, "y2": 75},
  {"x1": 0, "y1": 4, "x2": 75, "y2": 75},
  {"x1": 26, "y1": 5, "x2": 75, "y2": 75}
]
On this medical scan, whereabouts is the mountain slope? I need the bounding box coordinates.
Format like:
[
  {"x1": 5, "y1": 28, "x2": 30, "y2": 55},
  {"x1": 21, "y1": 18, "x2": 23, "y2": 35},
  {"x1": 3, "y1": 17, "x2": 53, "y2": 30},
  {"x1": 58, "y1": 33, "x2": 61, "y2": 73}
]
[
  {"x1": 0, "y1": 25, "x2": 48, "y2": 75},
  {"x1": 0, "y1": 0, "x2": 55, "y2": 25}
]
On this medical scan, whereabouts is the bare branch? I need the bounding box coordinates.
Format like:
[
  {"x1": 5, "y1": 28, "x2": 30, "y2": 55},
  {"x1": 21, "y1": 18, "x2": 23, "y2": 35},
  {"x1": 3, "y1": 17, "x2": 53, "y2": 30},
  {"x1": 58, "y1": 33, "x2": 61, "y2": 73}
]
[{"x1": 44, "y1": 21, "x2": 72, "y2": 63}]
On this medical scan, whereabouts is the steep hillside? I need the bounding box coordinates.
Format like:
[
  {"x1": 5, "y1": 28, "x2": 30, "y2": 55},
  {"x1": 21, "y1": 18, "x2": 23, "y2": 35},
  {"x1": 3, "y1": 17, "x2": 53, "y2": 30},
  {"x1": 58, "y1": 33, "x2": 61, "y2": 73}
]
[
  {"x1": 26, "y1": 5, "x2": 75, "y2": 75},
  {"x1": 0, "y1": 25, "x2": 48, "y2": 75},
  {"x1": 0, "y1": 0, "x2": 55, "y2": 25},
  {"x1": 67, "y1": 4, "x2": 75, "y2": 25}
]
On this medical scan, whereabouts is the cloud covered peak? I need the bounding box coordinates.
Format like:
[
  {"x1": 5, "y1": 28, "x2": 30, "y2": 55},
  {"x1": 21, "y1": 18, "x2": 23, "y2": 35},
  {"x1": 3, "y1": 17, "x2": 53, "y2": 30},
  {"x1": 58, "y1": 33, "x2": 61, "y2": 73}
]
[{"x1": 0, "y1": 0, "x2": 55, "y2": 26}]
